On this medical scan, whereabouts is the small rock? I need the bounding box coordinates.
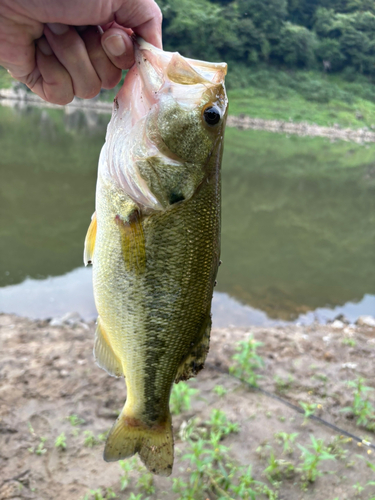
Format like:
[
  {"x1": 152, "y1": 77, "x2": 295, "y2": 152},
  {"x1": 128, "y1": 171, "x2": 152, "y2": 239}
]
[
  {"x1": 342, "y1": 362, "x2": 357, "y2": 369},
  {"x1": 357, "y1": 316, "x2": 375, "y2": 328},
  {"x1": 331, "y1": 320, "x2": 344, "y2": 329},
  {"x1": 50, "y1": 311, "x2": 83, "y2": 327}
]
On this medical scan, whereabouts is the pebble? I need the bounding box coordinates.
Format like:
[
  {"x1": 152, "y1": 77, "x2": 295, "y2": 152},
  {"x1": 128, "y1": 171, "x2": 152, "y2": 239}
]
[
  {"x1": 357, "y1": 316, "x2": 375, "y2": 328},
  {"x1": 331, "y1": 320, "x2": 344, "y2": 329}
]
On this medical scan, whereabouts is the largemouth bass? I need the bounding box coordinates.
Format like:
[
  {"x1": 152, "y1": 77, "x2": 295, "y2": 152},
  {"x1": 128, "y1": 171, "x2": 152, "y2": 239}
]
[{"x1": 84, "y1": 38, "x2": 228, "y2": 476}]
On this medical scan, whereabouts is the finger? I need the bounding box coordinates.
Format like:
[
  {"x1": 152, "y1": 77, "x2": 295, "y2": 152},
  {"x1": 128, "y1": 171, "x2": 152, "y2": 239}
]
[
  {"x1": 44, "y1": 23, "x2": 101, "y2": 99},
  {"x1": 115, "y1": 0, "x2": 163, "y2": 49},
  {"x1": 79, "y1": 26, "x2": 122, "y2": 89},
  {"x1": 30, "y1": 37, "x2": 74, "y2": 105},
  {"x1": 101, "y1": 27, "x2": 135, "y2": 71}
]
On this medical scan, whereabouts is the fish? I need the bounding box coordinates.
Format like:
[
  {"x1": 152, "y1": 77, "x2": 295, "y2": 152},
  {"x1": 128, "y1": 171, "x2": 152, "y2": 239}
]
[{"x1": 84, "y1": 38, "x2": 228, "y2": 476}]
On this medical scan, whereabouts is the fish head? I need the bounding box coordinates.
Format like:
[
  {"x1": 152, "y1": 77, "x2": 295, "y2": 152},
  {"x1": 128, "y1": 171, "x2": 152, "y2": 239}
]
[{"x1": 102, "y1": 39, "x2": 228, "y2": 210}]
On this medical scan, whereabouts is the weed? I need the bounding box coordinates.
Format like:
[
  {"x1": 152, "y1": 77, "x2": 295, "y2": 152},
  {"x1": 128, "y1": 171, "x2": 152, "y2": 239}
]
[
  {"x1": 352, "y1": 482, "x2": 365, "y2": 494},
  {"x1": 66, "y1": 414, "x2": 85, "y2": 426},
  {"x1": 206, "y1": 409, "x2": 239, "y2": 439},
  {"x1": 28, "y1": 436, "x2": 47, "y2": 456},
  {"x1": 173, "y1": 429, "x2": 276, "y2": 499},
  {"x1": 98, "y1": 431, "x2": 109, "y2": 442},
  {"x1": 274, "y1": 375, "x2": 294, "y2": 394},
  {"x1": 298, "y1": 435, "x2": 336, "y2": 485},
  {"x1": 55, "y1": 432, "x2": 67, "y2": 451},
  {"x1": 170, "y1": 381, "x2": 199, "y2": 415},
  {"x1": 213, "y1": 385, "x2": 228, "y2": 397},
  {"x1": 274, "y1": 432, "x2": 299, "y2": 455},
  {"x1": 81, "y1": 488, "x2": 116, "y2": 500},
  {"x1": 326, "y1": 435, "x2": 351, "y2": 460},
  {"x1": 230, "y1": 334, "x2": 264, "y2": 386},
  {"x1": 299, "y1": 402, "x2": 319, "y2": 423},
  {"x1": 263, "y1": 450, "x2": 295, "y2": 483},
  {"x1": 342, "y1": 337, "x2": 356, "y2": 347},
  {"x1": 119, "y1": 457, "x2": 139, "y2": 491},
  {"x1": 179, "y1": 417, "x2": 206, "y2": 442},
  {"x1": 136, "y1": 471, "x2": 155, "y2": 495},
  {"x1": 342, "y1": 378, "x2": 375, "y2": 430},
  {"x1": 83, "y1": 430, "x2": 99, "y2": 448}
]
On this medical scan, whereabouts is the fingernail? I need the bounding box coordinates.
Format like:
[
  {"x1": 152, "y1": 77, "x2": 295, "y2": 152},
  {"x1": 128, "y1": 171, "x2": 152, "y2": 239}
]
[
  {"x1": 104, "y1": 35, "x2": 126, "y2": 57},
  {"x1": 47, "y1": 23, "x2": 69, "y2": 35},
  {"x1": 37, "y1": 38, "x2": 53, "y2": 56}
]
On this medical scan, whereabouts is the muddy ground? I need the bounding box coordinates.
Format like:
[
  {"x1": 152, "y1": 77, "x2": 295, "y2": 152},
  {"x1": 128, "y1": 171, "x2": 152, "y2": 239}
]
[{"x1": 1, "y1": 313, "x2": 375, "y2": 500}]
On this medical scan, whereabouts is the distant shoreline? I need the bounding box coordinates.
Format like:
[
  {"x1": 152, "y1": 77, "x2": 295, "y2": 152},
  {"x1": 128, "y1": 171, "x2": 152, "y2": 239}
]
[{"x1": 1, "y1": 87, "x2": 375, "y2": 144}]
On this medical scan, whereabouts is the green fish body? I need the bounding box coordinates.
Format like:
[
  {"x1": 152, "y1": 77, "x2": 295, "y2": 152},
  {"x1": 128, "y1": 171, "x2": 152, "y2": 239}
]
[{"x1": 84, "y1": 39, "x2": 228, "y2": 475}]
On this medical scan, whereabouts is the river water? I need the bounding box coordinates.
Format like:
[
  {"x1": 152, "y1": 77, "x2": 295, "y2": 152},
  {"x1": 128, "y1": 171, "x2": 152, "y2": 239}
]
[{"x1": 0, "y1": 104, "x2": 374, "y2": 326}]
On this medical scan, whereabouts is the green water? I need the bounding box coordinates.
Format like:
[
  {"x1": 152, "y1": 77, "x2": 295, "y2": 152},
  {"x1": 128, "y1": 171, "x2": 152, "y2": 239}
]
[{"x1": 0, "y1": 105, "x2": 374, "y2": 321}]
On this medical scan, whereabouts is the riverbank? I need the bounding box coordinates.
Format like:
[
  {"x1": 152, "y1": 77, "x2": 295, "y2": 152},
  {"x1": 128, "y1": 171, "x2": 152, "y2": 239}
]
[
  {"x1": 1, "y1": 312, "x2": 375, "y2": 499},
  {"x1": 2, "y1": 87, "x2": 375, "y2": 144}
]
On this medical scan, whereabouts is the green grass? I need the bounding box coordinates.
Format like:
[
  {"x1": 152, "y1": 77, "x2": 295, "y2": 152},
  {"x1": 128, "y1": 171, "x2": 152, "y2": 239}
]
[{"x1": 227, "y1": 67, "x2": 375, "y2": 129}]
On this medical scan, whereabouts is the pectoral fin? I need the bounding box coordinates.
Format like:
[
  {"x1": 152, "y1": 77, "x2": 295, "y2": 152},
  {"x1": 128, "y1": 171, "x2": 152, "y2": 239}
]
[
  {"x1": 84, "y1": 212, "x2": 97, "y2": 266},
  {"x1": 175, "y1": 313, "x2": 212, "y2": 383},
  {"x1": 115, "y1": 208, "x2": 146, "y2": 274},
  {"x1": 94, "y1": 317, "x2": 123, "y2": 378}
]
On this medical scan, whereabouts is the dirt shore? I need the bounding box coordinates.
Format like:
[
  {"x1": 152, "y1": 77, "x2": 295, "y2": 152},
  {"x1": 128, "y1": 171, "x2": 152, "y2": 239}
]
[{"x1": 1, "y1": 313, "x2": 375, "y2": 499}]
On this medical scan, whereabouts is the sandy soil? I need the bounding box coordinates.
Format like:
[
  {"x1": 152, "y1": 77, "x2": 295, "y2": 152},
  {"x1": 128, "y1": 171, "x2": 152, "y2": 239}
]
[{"x1": 1, "y1": 313, "x2": 375, "y2": 499}]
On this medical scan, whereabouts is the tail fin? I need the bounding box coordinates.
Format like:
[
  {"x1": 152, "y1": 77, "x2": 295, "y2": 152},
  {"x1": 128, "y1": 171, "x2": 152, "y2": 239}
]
[{"x1": 103, "y1": 411, "x2": 174, "y2": 476}]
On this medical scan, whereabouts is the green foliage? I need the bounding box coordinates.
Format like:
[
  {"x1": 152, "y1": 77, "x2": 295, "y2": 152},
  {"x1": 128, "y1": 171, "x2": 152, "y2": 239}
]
[
  {"x1": 154, "y1": 0, "x2": 375, "y2": 80},
  {"x1": 66, "y1": 414, "x2": 85, "y2": 426},
  {"x1": 83, "y1": 430, "x2": 100, "y2": 448},
  {"x1": 341, "y1": 378, "x2": 375, "y2": 430},
  {"x1": 206, "y1": 409, "x2": 240, "y2": 438},
  {"x1": 170, "y1": 381, "x2": 199, "y2": 415},
  {"x1": 28, "y1": 437, "x2": 47, "y2": 456},
  {"x1": 274, "y1": 432, "x2": 299, "y2": 455},
  {"x1": 213, "y1": 385, "x2": 228, "y2": 397},
  {"x1": 298, "y1": 435, "x2": 336, "y2": 484},
  {"x1": 55, "y1": 432, "x2": 67, "y2": 450},
  {"x1": 230, "y1": 334, "x2": 264, "y2": 386},
  {"x1": 299, "y1": 402, "x2": 319, "y2": 422},
  {"x1": 81, "y1": 488, "x2": 117, "y2": 500}
]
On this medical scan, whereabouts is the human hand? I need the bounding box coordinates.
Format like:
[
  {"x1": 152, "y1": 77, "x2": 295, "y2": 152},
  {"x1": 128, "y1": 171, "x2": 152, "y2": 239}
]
[{"x1": 0, "y1": 0, "x2": 162, "y2": 104}]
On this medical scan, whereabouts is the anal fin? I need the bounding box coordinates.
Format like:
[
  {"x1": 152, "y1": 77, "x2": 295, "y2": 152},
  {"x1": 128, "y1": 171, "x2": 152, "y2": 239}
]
[
  {"x1": 94, "y1": 317, "x2": 123, "y2": 378},
  {"x1": 115, "y1": 207, "x2": 146, "y2": 274},
  {"x1": 84, "y1": 212, "x2": 97, "y2": 266},
  {"x1": 175, "y1": 313, "x2": 212, "y2": 383}
]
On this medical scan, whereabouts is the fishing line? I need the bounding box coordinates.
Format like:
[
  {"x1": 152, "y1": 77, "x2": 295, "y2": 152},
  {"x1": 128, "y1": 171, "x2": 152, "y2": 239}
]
[{"x1": 207, "y1": 363, "x2": 375, "y2": 452}]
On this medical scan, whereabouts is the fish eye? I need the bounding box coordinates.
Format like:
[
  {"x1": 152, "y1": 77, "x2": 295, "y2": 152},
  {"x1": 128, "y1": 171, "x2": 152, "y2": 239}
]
[{"x1": 203, "y1": 106, "x2": 221, "y2": 126}]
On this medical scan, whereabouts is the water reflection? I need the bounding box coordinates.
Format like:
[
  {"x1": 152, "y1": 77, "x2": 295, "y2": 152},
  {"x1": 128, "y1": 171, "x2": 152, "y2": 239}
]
[{"x1": 0, "y1": 105, "x2": 374, "y2": 324}]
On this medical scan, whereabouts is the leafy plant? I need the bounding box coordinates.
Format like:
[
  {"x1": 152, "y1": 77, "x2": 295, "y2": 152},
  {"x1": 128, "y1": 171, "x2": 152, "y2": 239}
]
[
  {"x1": 170, "y1": 381, "x2": 199, "y2": 415},
  {"x1": 55, "y1": 432, "x2": 67, "y2": 450},
  {"x1": 263, "y1": 449, "x2": 295, "y2": 483},
  {"x1": 83, "y1": 430, "x2": 100, "y2": 448},
  {"x1": 206, "y1": 409, "x2": 239, "y2": 439},
  {"x1": 298, "y1": 435, "x2": 336, "y2": 484},
  {"x1": 299, "y1": 402, "x2": 319, "y2": 423},
  {"x1": 342, "y1": 378, "x2": 375, "y2": 430},
  {"x1": 213, "y1": 385, "x2": 228, "y2": 397},
  {"x1": 230, "y1": 334, "x2": 264, "y2": 386},
  {"x1": 66, "y1": 414, "x2": 85, "y2": 426},
  {"x1": 28, "y1": 436, "x2": 47, "y2": 456},
  {"x1": 274, "y1": 375, "x2": 294, "y2": 394},
  {"x1": 274, "y1": 432, "x2": 299, "y2": 455},
  {"x1": 81, "y1": 488, "x2": 116, "y2": 500}
]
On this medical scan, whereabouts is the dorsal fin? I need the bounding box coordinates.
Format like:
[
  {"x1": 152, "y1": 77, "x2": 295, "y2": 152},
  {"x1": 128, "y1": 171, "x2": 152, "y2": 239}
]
[{"x1": 84, "y1": 212, "x2": 97, "y2": 266}]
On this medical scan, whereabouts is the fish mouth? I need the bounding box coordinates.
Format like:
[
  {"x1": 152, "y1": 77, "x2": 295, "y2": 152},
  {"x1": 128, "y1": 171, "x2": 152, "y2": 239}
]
[{"x1": 116, "y1": 38, "x2": 227, "y2": 126}]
